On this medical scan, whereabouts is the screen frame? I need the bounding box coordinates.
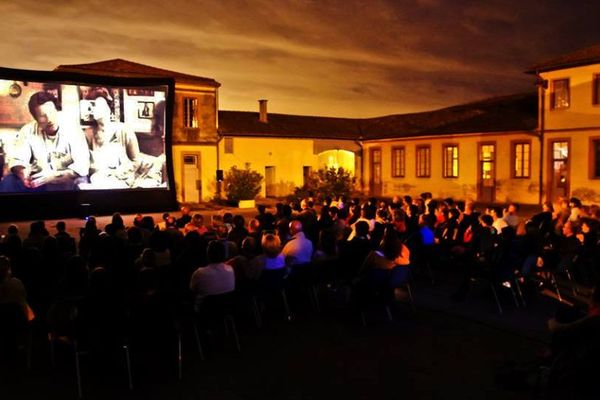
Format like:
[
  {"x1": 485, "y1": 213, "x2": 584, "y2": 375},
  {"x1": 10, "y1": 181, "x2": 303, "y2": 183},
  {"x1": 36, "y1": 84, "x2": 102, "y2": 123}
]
[{"x1": 0, "y1": 66, "x2": 177, "y2": 221}]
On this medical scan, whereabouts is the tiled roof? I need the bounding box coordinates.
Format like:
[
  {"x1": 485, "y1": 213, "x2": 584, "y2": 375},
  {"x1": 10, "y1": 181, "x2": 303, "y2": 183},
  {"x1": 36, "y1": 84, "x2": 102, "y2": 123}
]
[
  {"x1": 219, "y1": 92, "x2": 537, "y2": 141},
  {"x1": 55, "y1": 59, "x2": 220, "y2": 87},
  {"x1": 526, "y1": 44, "x2": 600, "y2": 73}
]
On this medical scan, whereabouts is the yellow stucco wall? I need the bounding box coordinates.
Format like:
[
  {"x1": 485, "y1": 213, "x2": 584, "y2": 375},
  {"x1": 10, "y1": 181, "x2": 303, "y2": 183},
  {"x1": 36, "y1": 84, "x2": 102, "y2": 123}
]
[
  {"x1": 171, "y1": 144, "x2": 217, "y2": 202},
  {"x1": 218, "y1": 137, "x2": 319, "y2": 197},
  {"x1": 541, "y1": 65, "x2": 600, "y2": 130},
  {"x1": 363, "y1": 132, "x2": 540, "y2": 204}
]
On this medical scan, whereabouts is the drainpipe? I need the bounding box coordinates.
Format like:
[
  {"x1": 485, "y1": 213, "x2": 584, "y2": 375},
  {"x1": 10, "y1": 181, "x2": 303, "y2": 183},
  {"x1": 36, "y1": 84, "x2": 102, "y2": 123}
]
[
  {"x1": 536, "y1": 73, "x2": 547, "y2": 205},
  {"x1": 356, "y1": 130, "x2": 364, "y2": 192},
  {"x1": 216, "y1": 129, "x2": 223, "y2": 200}
]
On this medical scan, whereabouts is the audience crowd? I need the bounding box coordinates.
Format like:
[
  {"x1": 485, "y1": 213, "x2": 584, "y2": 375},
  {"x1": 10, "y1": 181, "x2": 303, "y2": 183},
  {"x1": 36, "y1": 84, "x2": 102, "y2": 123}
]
[{"x1": 1, "y1": 193, "x2": 600, "y2": 396}]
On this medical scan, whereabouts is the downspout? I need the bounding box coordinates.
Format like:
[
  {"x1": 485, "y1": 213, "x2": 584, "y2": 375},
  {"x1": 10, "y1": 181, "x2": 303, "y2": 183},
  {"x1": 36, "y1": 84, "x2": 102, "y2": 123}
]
[
  {"x1": 356, "y1": 121, "x2": 364, "y2": 192},
  {"x1": 216, "y1": 129, "x2": 223, "y2": 200},
  {"x1": 536, "y1": 73, "x2": 546, "y2": 205}
]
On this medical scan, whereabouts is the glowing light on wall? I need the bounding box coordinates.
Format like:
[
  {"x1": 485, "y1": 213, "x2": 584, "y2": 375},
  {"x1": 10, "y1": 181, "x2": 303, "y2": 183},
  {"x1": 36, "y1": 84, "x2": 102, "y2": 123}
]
[{"x1": 318, "y1": 149, "x2": 355, "y2": 174}]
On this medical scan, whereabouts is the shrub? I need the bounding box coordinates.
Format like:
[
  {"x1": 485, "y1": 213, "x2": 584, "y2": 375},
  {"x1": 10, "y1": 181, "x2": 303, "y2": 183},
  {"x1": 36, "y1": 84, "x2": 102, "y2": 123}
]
[
  {"x1": 292, "y1": 167, "x2": 355, "y2": 202},
  {"x1": 225, "y1": 166, "x2": 263, "y2": 201}
]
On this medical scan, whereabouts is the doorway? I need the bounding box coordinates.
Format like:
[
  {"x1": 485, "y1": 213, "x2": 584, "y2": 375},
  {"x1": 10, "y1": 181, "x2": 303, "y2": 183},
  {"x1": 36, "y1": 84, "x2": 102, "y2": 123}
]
[
  {"x1": 265, "y1": 166, "x2": 276, "y2": 197},
  {"x1": 369, "y1": 148, "x2": 382, "y2": 196},
  {"x1": 548, "y1": 140, "x2": 569, "y2": 201},
  {"x1": 182, "y1": 153, "x2": 201, "y2": 203},
  {"x1": 477, "y1": 143, "x2": 496, "y2": 203}
]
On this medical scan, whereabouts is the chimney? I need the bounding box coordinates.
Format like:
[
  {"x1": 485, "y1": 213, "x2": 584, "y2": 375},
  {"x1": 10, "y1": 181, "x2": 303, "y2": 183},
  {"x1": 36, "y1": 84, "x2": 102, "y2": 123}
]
[{"x1": 258, "y1": 99, "x2": 268, "y2": 123}]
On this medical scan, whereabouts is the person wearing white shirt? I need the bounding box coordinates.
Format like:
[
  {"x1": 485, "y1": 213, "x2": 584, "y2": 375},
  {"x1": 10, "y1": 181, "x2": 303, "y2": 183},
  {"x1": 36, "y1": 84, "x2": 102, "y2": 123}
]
[
  {"x1": 281, "y1": 220, "x2": 313, "y2": 266},
  {"x1": 190, "y1": 240, "x2": 235, "y2": 306}
]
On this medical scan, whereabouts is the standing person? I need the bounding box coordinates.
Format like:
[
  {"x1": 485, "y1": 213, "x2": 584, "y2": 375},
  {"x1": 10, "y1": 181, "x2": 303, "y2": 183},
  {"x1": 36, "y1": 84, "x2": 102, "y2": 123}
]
[{"x1": 7, "y1": 91, "x2": 90, "y2": 190}]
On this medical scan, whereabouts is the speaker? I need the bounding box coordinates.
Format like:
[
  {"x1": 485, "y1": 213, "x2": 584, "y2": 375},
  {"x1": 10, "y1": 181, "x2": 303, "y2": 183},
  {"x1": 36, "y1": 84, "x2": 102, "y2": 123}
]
[{"x1": 216, "y1": 169, "x2": 224, "y2": 182}]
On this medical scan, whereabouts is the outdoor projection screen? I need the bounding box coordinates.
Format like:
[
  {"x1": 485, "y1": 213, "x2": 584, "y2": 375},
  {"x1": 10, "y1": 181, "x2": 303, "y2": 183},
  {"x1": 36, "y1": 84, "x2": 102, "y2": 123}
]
[{"x1": 0, "y1": 67, "x2": 176, "y2": 220}]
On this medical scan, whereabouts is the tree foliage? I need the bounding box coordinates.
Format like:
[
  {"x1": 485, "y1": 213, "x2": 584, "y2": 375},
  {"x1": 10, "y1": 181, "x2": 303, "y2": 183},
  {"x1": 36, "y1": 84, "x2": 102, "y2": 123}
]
[
  {"x1": 293, "y1": 167, "x2": 355, "y2": 201},
  {"x1": 225, "y1": 166, "x2": 263, "y2": 201}
]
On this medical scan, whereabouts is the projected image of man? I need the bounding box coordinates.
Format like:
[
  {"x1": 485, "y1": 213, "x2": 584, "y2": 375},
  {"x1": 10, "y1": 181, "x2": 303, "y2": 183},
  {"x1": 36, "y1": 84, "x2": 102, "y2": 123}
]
[
  {"x1": 7, "y1": 91, "x2": 90, "y2": 191},
  {"x1": 85, "y1": 90, "x2": 141, "y2": 189}
]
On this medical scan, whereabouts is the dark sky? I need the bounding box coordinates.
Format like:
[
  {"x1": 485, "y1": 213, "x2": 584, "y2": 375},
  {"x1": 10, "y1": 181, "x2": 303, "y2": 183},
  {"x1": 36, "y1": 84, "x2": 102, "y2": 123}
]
[{"x1": 2, "y1": 0, "x2": 600, "y2": 117}]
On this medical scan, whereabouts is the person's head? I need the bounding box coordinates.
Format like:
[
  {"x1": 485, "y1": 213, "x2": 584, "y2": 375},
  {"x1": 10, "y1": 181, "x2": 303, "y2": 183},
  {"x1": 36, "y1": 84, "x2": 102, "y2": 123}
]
[
  {"x1": 233, "y1": 215, "x2": 245, "y2": 228},
  {"x1": 542, "y1": 201, "x2": 554, "y2": 213},
  {"x1": 380, "y1": 226, "x2": 401, "y2": 260},
  {"x1": 87, "y1": 89, "x2": 113, "y2": 126},
  {"x1": 180, "y1": 206, "x2": 190, "y2": 216},
  {"x1": 162, "y1": 212, "x2": 170, "y2": 222},
  {"x1": 28, "y1": 91, "x2": 59, "y2": 135},
  {"x1": 56, "y1": 221, "x2": 66, "y2": 232},
  {"x1": 7, "y1": 224, "x2": 19, "y2": 236},
  {"x1": 289, "y1": 220, "x2": 303, "y2": 236},
  {"x1": 112, "y1": 213, "x2": 124, "y2": 230},
  {"x1": 206, "y1": 240, "x2": 227, "y2": 264},
  {"x1": 507, "y1": 203, "x2": 519, "y2": 214},
  {"x1": 151, "y1": 100, "x2": 166, "y2": 141},
  {"x1": 257, "y1": 205, "x2": 266, "y2": 215},
  {"x1": 261, "y1": 233, "x2": 281, "y2": 258},
  {"x1": 569, "y1": 197, "x2": 582, "y2": 209},
  {"x1": 480, "y1": 214, "x2": 494, "y2": 227},
  {"x1": 0, "y1": 255, "x2": 11, "y2": 282},
  {"x1": 192, "y1": 214, "x2": 204, "y2": 227},
  {"x1": 241, "y1": 236, "x2": 256, "y2": 255},
  {"x1": 464, "y1": 201, "x2": 475, "y2": 214},
  {"x1": 223, "y1": 212, "x2": 233, "y2": 225},
  {"x1": 354, "y1": 220, "x2": 370, "y2": 237},
  {"x1": 140, "y1": 248, "x2": 157, "y2": 268},
  {"x1": 248, "y1": 219, "x2": 261, "y2": 233}
]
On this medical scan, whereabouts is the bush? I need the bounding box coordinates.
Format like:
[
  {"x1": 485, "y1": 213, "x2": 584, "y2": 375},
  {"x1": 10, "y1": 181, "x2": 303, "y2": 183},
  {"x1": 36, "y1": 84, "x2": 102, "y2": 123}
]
[
  {"x1": 292, "y1": 167, "x2": 355, "y2": 202},
  {"x1": 225, "y1": 166, "x2": 263, "y2": 201}
]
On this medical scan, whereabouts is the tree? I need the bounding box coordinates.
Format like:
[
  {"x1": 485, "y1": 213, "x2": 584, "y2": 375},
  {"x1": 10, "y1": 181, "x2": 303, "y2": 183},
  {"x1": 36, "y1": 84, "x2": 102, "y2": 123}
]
[
  {"x1": 292, "y1": 167, "x2": 355, "y2": 202},
  {"x1": 224, "y1": 166, "x2": 263, "y2": 201}
]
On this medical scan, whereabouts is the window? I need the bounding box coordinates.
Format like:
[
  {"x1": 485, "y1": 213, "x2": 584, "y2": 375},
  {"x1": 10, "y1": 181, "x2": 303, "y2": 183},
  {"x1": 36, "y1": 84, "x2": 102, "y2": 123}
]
[
  {"x1": 512, "y1": 141, "x2": 531, "y2": 178},
  {"x1": 416, "y1": 145, "x2": 431, "y2": 177},
  {"x1": 593, "y1": 74, "x2": 600, "y2": 105},
  {"x1": 442, "y1": 145, "x2": 459, "y2": 178},
  {"x1": 391, "y1": 146, "x2": 405, "y2": 177},
  {"x1": 551, "y1": 79, "x2": 570, "y2": 110},
  {"x1": 224, "y1": 137, "x2": 234, "y2": 154},
  {"x1": 591, "y1": 139, "x2": 600, "y2": 178},
  {"x1": 183, "y1": 97, "x2": 198, "y2": 128}
]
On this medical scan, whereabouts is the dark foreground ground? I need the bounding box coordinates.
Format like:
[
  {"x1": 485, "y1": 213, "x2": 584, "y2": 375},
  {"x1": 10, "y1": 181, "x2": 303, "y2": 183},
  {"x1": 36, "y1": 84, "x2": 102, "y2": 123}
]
[{"x1": 2, "y1": 267, "x2": 558, "y2": 400}]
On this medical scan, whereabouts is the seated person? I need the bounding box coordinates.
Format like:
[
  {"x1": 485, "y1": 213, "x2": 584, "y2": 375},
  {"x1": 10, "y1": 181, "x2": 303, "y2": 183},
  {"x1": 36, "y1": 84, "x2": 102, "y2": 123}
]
[
  {"x1": 189, "y1": 240, "x2": 235, "y2": 307},
  {"x1": 0, "y1": 255, "x2": 28, "y2": 317},
  {"x1": 82, "y1": 90, "x2": 139, "y2": 189},
  {"x1": 4, "y1": 91, "x2": 90, "y2": 191}
]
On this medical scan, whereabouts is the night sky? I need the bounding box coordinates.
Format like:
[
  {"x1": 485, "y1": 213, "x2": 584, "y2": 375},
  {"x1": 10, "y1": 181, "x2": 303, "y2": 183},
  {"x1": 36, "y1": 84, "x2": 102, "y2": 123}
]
[{"x1": 2, "y1": 0, "x2": 600, "y2": 117}]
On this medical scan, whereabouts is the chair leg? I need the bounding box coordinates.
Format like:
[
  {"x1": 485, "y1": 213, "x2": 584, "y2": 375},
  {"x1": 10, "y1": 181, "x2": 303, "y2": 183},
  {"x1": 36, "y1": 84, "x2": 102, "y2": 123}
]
[
  {"x1": 514, "y1": 278, "x2": 527, "y2": 308},
  {"x1": 177, "y1": 332, "x2": 183, "y2": 381},
  {"x1": 406, "y1": 284, "x2": 416, "y2": 313},
  {"x1": 251, "y1": 296, "x2": 262, "y2": 328},
  {"x1": 123, "y1": 344, "x2": 133, "y2": 391},
  {"x1": 385, "y1": 305, "x2": 393, "y2": 322},
  {"x1": 565, "y1": 269, "x2": 578, "y2": 296},
  {"x1": 281, "y1": 290, "x2": 292, "y2": 321},
  {"x1": 192, "y1": 322, "x2": 205, "y2": 360},
  {"x1": 74, "y1": 342, "x2": 83, "y2": 399},
  {"x1": 25, "y1": 329, "x2": 33, "y2": 370},
  {"x1": 226, "y1": 316, "x2": 241, "y2": 353},
  {"x1": 490, "y1": 283, "x2": 503, "y2": 315},
  {"x1": 550, "y1": 273, "x2": 563, "y2": 302},
  {"x1": 49, "y1": 334, "x2": 56, "y2": 368},
  {"x1": 311, "y1": 286, "x2": 320, "y2": 313}
]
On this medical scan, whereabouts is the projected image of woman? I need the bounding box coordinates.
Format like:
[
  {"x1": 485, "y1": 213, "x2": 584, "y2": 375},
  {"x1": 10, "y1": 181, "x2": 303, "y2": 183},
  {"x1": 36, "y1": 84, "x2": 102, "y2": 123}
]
[{"x1": 85, "y1": 90, "x2": 140, "y2": 189}]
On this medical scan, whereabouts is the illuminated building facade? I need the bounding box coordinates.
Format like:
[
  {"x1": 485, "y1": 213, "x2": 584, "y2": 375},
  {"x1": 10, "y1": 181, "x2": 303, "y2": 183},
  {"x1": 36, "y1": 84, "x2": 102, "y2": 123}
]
[{"x1": 55, "y1": 45, "x2": 600, "y2": 204}]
